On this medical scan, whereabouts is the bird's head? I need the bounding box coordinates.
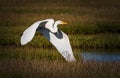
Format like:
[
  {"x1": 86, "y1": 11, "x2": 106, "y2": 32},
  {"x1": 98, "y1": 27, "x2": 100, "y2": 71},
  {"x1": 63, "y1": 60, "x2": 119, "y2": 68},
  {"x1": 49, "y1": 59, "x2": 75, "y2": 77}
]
[{"x1": 55, "y1": 20, "x2": 67, "y2": 25}]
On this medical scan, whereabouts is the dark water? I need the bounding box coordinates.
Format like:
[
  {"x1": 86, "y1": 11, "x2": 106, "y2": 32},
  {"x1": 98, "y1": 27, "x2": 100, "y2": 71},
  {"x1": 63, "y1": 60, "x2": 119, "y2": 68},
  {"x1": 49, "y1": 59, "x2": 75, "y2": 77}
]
[{"x1": 80, "y1": 49, "x2": 120, "y2": 62}]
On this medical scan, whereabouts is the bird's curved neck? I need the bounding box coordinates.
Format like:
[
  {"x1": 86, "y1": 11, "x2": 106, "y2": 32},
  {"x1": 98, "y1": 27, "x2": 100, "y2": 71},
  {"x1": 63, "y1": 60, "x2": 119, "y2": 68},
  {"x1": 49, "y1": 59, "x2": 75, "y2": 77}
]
[
  {"x1": 49, "y1": 21, "x2": 59, "y2": 33},
  {"x1": 52, "y1": 22, "x2": 59, "y2": 32},
  {"x1": 45, "y1": 20, "x2": 59, "y2": 33}
]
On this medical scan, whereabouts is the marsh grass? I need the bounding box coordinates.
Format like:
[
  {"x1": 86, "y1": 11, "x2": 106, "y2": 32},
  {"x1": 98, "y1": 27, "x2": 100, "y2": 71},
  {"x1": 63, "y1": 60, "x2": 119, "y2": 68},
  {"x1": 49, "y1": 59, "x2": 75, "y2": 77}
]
[
  {"x1": 0, "y1": 46, "x2": 65, "y2": 61},
  {"x1": 0, "y1": 26, "x2": 120, "y2": 48},
  {"x1": 70, "y1": 34, "x2": 120, "y2": 48},
  {"x1": 0, "y1": 59, "x2": 120, "y2": 78},
  {"x1": 1, "y1": 0, "x2": 120, "y2": 25}
]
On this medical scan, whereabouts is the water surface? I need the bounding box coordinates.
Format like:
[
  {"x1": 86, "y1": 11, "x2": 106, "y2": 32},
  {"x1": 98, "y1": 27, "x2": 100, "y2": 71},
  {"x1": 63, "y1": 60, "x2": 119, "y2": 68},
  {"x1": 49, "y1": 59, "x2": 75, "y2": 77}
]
[{"x1": 80, "y1": 49, "x2": 120, "y2": 62}]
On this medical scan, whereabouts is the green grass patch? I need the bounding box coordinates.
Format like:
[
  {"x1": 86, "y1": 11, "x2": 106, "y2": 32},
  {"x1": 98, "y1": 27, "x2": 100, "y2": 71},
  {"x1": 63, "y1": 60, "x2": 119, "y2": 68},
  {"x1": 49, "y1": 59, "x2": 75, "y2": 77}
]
[
  {"x1": 0, "y1": 25, "x2": 120, "y2": 48},
  {"x1": 70, "y1": 34, "x2": 120, "y2": 48},
  {"x1": 0, "y1": 46, "x2": 64, "y2": 61},
  {"x1": 60, "y1": 23, "x2": 120, "y2": 34}
]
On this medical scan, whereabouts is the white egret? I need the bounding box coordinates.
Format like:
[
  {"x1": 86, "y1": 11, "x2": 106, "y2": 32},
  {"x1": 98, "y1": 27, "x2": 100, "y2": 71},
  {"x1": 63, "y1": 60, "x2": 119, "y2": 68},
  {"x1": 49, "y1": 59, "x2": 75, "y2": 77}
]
[{"x1": 20, "y1": 19, "x2": 76, "y2": 62}]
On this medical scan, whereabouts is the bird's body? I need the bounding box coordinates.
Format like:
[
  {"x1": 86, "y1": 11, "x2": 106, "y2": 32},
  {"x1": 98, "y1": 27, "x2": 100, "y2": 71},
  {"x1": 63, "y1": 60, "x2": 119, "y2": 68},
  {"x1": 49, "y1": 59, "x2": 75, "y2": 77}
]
[{"x1": 20, "y1": 19, "x2": 76, "y2": 62}]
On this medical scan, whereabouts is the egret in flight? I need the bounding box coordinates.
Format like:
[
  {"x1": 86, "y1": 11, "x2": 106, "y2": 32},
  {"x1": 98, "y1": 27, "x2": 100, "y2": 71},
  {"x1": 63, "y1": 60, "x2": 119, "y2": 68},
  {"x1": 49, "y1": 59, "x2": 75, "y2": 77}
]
[{"x1": 20, "y1": 19, "x2": 76, "y2": 62}]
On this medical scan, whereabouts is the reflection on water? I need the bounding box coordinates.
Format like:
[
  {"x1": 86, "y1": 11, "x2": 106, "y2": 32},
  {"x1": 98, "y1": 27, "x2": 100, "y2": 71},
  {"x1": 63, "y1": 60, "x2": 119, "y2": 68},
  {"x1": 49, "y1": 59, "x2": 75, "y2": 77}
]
[{"x1": 80, "y1": 49, "x2": 120, "y2": 62}]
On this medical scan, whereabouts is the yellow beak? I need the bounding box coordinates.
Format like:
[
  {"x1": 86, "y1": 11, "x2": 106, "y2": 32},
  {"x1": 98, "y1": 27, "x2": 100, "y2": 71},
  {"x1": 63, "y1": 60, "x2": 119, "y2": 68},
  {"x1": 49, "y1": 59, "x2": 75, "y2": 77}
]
[{"x1": 61, "y1": 21, "x2": 67, "y2": 24}]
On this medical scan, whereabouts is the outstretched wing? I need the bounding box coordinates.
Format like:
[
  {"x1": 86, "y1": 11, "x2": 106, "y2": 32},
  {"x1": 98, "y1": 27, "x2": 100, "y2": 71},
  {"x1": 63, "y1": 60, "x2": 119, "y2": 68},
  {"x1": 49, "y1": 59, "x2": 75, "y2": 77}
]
[
  {"x1": 20, "y1": 19, "x2": 53, "y2": 45},
  {"x1": 20, "y1": 21, "x2": 41, "y2": 45},
  {"x1": 38, "y1": 29, "x2": 76, "y2": 62}
]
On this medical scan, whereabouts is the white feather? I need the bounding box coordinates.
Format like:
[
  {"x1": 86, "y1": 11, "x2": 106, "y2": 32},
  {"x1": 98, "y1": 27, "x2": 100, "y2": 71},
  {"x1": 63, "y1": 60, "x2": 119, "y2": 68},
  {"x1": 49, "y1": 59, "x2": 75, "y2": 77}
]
[
  {"x1": 20, "y1": 19, "x2": 53, "y2": 45},
  {"x1": 20, "y1": 21, "x2": 40, "y2": 45},
  {"x1": 49, "y1": 31, "x2": 76, "y2": 62},
  {"x1": 20, "y1": 19, "x2": 76, "y2": 62}
]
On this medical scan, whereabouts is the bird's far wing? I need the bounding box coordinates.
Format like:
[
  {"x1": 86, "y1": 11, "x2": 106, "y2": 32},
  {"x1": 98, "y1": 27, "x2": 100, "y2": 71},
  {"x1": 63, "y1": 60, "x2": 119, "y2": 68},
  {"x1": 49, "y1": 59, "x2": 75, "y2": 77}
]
[
  {"x1": 38, "y1": 29, "x2": 76, "y2": 62},
  {"x1": 20, "y1": 21, "x2": 41, "y2": 45}
]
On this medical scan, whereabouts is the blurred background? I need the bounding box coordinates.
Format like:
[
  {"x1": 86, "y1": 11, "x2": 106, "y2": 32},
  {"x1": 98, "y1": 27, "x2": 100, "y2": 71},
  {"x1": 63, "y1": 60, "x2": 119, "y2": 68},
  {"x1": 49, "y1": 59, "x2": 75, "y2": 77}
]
[{"x1": 0, "y1": 0, "x2": 120, "y2": 78}]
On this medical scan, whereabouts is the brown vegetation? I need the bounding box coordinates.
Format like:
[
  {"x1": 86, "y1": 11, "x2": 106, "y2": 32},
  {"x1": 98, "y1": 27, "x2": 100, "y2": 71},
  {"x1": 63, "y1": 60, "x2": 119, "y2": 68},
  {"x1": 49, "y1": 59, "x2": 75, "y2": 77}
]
[{"x1": 0, "y1": 59, "x2": 120, "y2": 78}]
